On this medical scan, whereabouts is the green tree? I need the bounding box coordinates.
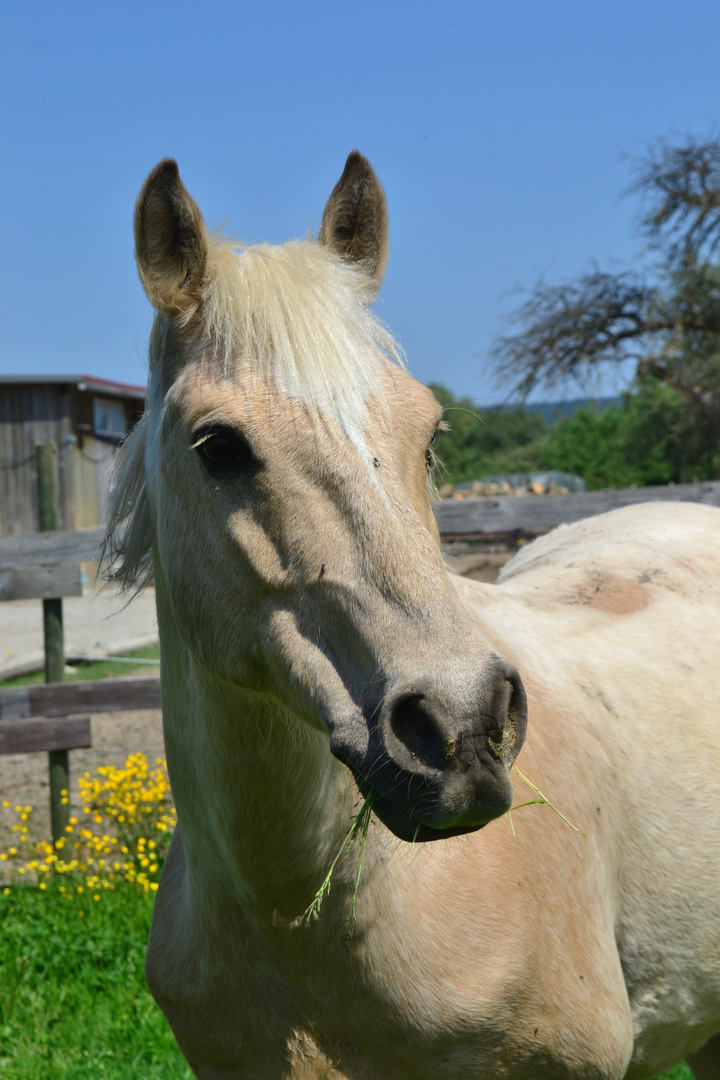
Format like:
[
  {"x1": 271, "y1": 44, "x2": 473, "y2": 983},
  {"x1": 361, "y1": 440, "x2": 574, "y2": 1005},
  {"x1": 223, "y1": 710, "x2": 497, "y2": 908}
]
[
  {"x1": 542, "y1": 378, "x2": 716, "y2": 489},
  {"x1": 429, "y1": 383, "x2": 547, "y2": 484},
  {"x1": 429, "y1": 378, "x2": 716, "y2": 490},
  {"x1": 492, "y1": 134, "x2": 720, "y2": 475}
]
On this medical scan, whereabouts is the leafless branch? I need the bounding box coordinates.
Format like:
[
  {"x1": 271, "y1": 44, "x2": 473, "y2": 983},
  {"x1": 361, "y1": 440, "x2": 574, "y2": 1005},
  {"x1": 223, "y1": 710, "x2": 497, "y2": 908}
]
[
  {"x1": 630, "y1": 135, "x2": 720, "y2": 269},
  {"x1": 491, "y1": 133, "x2": 720, "y2": 460},
  {"x1": 492, "y1": 271, "x2": 656, "y2": 398}
]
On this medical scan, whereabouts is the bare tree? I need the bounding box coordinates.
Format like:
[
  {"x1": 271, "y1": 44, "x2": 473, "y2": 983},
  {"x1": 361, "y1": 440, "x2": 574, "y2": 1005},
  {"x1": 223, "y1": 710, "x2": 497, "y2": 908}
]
[
  {"x1": 632, "y1": 136, "x2": 720, "y2": 269},
  {"x1": 492, "y1": 134, "x2": 720, "y2": 474}
]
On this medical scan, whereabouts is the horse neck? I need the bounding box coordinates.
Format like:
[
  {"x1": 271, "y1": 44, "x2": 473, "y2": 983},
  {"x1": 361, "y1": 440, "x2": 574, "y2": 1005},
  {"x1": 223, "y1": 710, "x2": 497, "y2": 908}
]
[{"x1": 154, "y1": 570, "x2": 356, "y2": 921}]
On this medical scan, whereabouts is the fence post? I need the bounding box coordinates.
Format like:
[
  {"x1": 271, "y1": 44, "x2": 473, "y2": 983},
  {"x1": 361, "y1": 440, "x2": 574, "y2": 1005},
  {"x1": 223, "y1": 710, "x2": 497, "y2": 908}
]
[{"x1": 36, "y1": 442, "x2": 69, "y2": 844}]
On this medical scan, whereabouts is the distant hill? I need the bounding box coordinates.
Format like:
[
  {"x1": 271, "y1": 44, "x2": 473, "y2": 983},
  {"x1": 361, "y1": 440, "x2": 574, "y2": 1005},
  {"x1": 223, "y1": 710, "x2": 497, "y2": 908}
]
[{"x1": 495, "y1": 397, "x2": 620, "y2": 425}]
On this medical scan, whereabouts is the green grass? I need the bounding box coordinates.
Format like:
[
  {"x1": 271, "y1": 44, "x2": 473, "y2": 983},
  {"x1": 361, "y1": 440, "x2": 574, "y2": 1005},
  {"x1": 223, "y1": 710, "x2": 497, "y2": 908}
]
[
  {"x1": 0, "y1": 644, "x2": 160, "y2": 689},
  {"x1": 0, "y1": 878, "x2": 191, "y2": 1079}
]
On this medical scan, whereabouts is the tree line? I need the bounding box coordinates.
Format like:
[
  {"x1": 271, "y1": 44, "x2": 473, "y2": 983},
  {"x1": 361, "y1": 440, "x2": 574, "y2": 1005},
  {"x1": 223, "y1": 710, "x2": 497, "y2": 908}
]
[
  {"x1": 433, "y1": 132, "x2": 720, "y2": 487},
  {"x1": 433, "y1": 131, "x2": 720, "y2": 490},
  {"x1": 430, "y1": 379, "x2": 716, "y2": 490}
]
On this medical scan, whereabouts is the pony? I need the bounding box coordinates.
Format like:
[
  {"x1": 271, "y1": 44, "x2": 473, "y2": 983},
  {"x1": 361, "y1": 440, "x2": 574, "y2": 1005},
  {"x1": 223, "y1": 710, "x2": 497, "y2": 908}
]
[{"x1": 108, "y1": 151, "x2": 720, "y2": 1079}]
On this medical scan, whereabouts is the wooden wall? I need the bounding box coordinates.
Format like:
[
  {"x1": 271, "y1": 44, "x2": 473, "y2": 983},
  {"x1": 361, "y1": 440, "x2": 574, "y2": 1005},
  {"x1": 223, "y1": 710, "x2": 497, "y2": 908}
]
[
  {"x1": 70, "y1": 434, "x2": 113, "y2": 529},
  {"x1": 0, "y1": 384, "x2": 74, "y2": 536},
  {"x1": 0, "y1": 383, "x2": 143, "y2": 537}
]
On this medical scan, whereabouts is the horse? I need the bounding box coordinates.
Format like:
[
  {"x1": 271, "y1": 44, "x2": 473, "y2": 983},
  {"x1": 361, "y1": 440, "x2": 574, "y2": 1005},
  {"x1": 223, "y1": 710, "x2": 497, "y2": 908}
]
[{"x1": 107, "y1": 151, "x2": 720, "y2": 1079}]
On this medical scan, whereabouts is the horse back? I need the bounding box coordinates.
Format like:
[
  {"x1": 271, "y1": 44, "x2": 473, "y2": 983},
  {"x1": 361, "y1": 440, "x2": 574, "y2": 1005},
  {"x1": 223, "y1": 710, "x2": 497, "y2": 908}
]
[{"x1": 452, "y1": 501, "x2": 720, "y2": 1074}]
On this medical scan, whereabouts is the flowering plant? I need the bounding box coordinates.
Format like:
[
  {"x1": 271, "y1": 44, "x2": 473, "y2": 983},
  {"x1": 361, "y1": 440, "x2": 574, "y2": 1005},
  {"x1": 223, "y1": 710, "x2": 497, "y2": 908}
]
[{"x1": 1, "y1": 753, "x2": 176, "y2": 904}]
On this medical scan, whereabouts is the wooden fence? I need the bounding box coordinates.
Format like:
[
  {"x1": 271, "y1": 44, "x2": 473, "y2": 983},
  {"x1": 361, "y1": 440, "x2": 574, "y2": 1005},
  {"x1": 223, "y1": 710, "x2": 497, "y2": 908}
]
[
  {"x1": 3, "y1": 479, "x2": 720, "y2": 582},
  {"x1": 436, "y1": 479, "x2": 720, "y2": 542},
  {"x1": 0, "y1": 526, "x2": 104, "y2": 600},
  {"x1": 1, "y1": 523, "x2": 107, "y2": 842},
  {"x1": 2, "y1": 479, "x2": 720, "y2": 841},
  {"x1": 0, "y1": 676, "x2": 161, "y2": 756}
]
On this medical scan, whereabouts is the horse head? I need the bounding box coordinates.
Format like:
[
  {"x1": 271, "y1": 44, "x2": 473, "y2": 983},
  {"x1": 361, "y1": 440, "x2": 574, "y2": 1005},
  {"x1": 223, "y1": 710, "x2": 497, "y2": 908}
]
[{"x1": 116, "y1": 152, "x2": 527, "y2": 844}]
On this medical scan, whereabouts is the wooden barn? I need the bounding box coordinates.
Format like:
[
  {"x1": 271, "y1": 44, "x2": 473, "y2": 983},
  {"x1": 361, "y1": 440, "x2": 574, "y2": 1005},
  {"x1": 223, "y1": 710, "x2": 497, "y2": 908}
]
[{"x1": 0, "y1": 375, "x2": 146, "y2": 537}]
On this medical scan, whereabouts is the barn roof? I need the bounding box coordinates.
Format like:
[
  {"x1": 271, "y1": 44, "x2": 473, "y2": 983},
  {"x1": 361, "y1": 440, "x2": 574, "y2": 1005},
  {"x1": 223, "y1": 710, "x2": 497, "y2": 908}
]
[{"x1": 0, "y1": 374, "x2": 146, "y2": 400}]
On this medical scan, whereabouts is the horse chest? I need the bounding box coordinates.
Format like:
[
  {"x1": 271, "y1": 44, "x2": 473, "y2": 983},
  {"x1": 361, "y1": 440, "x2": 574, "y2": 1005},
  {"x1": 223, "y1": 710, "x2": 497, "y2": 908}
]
[{"x1": 152, "y1": 901, "x2": 632, "y2": 1080}]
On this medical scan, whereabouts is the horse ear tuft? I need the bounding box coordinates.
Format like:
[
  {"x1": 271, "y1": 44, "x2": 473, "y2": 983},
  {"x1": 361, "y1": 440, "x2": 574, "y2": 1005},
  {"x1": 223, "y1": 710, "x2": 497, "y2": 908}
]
[
  {"x1": 134, "y1": 159, "x2": 209, "y2": 322},
  {"x1": 319, "y1": 151, "x2": 389, "y2": 294}
]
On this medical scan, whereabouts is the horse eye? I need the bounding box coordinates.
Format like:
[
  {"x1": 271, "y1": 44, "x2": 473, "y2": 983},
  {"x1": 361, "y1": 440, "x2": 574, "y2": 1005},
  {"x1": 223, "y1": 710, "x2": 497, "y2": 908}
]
[
  {"x1": 195, "y1": 430, "x2": 258, "y2": 474},
  {"x1": 201, "y1": 436, "x2": 235, "y2": 464}
]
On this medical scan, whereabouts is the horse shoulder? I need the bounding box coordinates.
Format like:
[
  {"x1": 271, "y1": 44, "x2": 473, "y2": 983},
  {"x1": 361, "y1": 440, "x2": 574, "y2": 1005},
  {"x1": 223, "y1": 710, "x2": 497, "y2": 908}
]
[
  {"x1": 148, "y1": 822, "x2": 634, "y2": 1079},
  {"x1": 356, "y1": 815, "x2": 635, "y2": 1078}
]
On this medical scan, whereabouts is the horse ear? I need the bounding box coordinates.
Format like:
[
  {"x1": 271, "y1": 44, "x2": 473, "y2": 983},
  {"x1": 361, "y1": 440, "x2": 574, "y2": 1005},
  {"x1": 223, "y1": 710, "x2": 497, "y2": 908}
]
[
  {"x1": 319, "y1": 151, "x2": 389, "y2": 293},
  {"x1": 134, "y1": 159, "x2": 209, "y2": 322}
]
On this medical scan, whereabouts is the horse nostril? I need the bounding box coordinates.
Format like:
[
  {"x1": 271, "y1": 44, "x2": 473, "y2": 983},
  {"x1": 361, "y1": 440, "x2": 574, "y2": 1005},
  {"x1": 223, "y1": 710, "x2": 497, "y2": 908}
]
[
  {"x1": 388, "y1": 693, "x2": 449, "y2": 772},
  {"x1": 381, "y1": 665, "x2": 527, "y2": 779},
  {"x1": 490, "y1": 670, "x2": 528, "y2": 765}
]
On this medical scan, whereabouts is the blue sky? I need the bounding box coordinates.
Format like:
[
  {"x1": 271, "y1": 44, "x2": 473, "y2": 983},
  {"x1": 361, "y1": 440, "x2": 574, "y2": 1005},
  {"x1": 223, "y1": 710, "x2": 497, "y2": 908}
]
[{"x1": 2, "y1": 1, "x2": 720, "y2": 405}]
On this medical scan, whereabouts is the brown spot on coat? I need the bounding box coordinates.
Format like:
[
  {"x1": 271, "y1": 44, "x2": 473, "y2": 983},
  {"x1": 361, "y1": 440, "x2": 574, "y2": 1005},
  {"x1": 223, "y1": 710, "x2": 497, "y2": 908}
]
[{"x1": 574, "y1": 575, "x2": 653, "y2": 614}]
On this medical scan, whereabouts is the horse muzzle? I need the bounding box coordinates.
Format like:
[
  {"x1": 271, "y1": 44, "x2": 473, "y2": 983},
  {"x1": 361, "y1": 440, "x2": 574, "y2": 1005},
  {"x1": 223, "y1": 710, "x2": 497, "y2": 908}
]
[{"x1": 331, "y1": 657, "x2": 528, "y2": 843}]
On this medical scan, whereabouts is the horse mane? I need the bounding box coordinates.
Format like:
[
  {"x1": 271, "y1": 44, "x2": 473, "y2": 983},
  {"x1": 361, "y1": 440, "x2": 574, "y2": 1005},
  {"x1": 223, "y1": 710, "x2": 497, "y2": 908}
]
[
  {"x1": 105, "y1": 237, "x2": 405, "y2": 592},
  {"x1": 201, "y1": 239, "x2": 403, "y2": 403}
]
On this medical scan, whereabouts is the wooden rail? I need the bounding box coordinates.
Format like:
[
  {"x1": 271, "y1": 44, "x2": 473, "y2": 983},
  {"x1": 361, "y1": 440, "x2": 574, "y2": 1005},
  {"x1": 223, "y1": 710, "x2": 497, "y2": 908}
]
[
  {"x1": 0, "y1": 677, "x2": 159, "y2": 800},
  {"x1": 0, "y1": 527, "x2": 105, "y2": 570},
  {"x1": 0, "y1": 716, "x2": 91, "y2": 756},
  {"x1": 0, "y1": 677, "x2": 161, "y2": 722},
  {"x1": 0, "y1": 564, "x2": 83, "y2": 601},
  {"x1": 0, "y1": 677, "x2": 160, "y2": 790},
  {"x1": 435, "y1": 479, "x2": 720, "y2": 541},
  {"x1": 0, "y1": 527, "x2": 104, "y2": 601}
]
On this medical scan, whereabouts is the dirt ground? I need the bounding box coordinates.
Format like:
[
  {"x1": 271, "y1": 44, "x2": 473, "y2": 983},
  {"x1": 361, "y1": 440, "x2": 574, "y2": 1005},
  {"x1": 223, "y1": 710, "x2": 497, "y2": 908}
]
[{"x1": 444, "y1": 549, "x2": 514, "y2": 582}]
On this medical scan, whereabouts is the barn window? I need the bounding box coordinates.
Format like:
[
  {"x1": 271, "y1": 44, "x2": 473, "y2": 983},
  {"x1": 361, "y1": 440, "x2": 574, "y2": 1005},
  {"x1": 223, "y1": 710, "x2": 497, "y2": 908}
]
[{"x1": 92, "y1": 398, "x2": 126, "y2": 440}]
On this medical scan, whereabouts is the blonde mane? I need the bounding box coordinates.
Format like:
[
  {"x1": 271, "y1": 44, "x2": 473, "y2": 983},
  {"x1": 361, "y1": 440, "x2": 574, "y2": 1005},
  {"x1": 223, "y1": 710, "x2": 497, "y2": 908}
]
[
  {"x1": 202, "y1": 239, "x2": 403, "y2": 412},
  {"x1": 105, "y1": 236, "x2": 405, "y2": 591}
]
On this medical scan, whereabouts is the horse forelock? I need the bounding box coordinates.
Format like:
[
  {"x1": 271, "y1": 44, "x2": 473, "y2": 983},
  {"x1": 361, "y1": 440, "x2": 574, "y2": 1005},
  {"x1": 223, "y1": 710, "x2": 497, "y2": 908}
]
[
  {"x1": 105, "y1": 236, "x2": 406, "y2": 591},
  {"x1": 200, "y1": 237, "x2": 405, "y2": 432}
]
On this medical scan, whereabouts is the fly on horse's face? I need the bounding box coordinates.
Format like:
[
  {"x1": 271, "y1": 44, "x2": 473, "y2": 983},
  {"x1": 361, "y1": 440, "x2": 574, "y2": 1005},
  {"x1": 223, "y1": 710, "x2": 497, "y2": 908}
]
[{"x1": 131, "y1": 154, "x2": 527, "y2": 843}]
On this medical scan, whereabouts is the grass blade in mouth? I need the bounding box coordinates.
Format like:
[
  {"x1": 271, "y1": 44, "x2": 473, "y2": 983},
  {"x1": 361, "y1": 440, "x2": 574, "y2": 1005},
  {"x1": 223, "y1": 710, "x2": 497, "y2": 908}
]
[
  {"x1": 508, "y1": 766, "x2": 584, "y2": 835},
  {"x1": 303, "y1": 789, "x2": 376, "y2": 934},
  {"x1": 302, "y1": 769, "x2": 580, "y2": 936}
]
